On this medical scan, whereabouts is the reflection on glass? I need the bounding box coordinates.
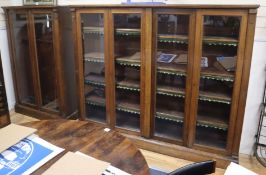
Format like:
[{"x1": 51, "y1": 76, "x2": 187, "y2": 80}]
[
  {"x1": 114, "y1": 14, "x2": 141, "y2": 131},
  {"x1": 34, "y1": 14, "x2": 58, "y2": 111},
  {"x1": 195, "y1": 16, "x2": 241, "y2": 148},
  {"x1": 82, "y1": 14, "x2": 106, "y2": 123},
  {"x1": 155, "y1": 14, "x2": 189, "y2": 141},
  {"x1": 11, "y1": 12, "x2": 36, "y2": 105}
]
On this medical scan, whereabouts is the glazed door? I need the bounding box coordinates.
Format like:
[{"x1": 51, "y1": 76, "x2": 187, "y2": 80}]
[
  {"x1": 76, "y1": 10, "x2": 109, "y2": 123},
  {"x1": 153, "y1": 10, "x2": 194, "y2": 143},
  {"x1": 31, "y1": 11, "x2": 60, "y2": 113},
  {"x1": 110, "y1": 9, "x2": 144, "y2": 132},
  {"x1": 191, "y1": 10, "x2": 247, "y2": 152},
  {"x1": 8, "y1": 11, "x2": 38, "y2": 106}
]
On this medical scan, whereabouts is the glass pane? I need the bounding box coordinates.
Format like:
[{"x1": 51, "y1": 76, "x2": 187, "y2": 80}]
[
  {"x1": 155, "y1": 14, "x2": 189, "y2": 141},
  {"x1": 82, "y1": 13, "x2": 106, "y2": 123},
  {"x1": 11, "y1": 12, "x2": 36, "y2": 105},
  {"x1": 34, "y1": 14, "x2": 58, "y2": 111},
  {"x1": 195, "y1": 16, "x2": 241, "y2": 148},
  {"x1": 114, "y1": 14, "x2": 141, "y2": 131}
]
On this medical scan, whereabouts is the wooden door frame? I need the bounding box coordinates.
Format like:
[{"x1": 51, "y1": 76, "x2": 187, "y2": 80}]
[
  {"x1": 189, "y1": 9, "x2": 248, "y2": 155},
  {"x1": 152, "y1": 8, "x2": 196, "y2": 146},
  {"x1": 6, "y1": 9, "x2": 40, "y2": 109},
  {"x1": 52, "y1": 8, "x2": 65, "y2": 115},
  {"x1": 73, "y1": 8, "x2": 110, "y2": 124},
  {"x1": 109, "y1": 8, "x2": 145, "y2": 135},
  {"x1": 5, "y1": 9, "x2": 25, "y2": 106},
  {"x1": 232, "y1": 9, "x2": 258, "y2": 157},
  {"x1": 29, "y1": 9, "x2": 61, "y2": 115}
]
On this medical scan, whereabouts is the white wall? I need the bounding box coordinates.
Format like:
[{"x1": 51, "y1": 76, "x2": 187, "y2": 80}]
[
  {"x1": 0, "y1": 0, "x2": 265, "y2": 155},
  {"x1": 0, "y1": 0, "x2": 18, "y2": 110},
  {"x1": 239, "y1": 0, "x2": 266, "y2": 155}
]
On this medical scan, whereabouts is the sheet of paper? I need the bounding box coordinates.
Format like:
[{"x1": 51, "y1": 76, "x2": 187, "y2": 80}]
[
  {"x1": 103, "y1": 165, "x2": 131, "y2": 175},
  {"x1": 76, "y1": 151, "x2": 131, "y2": 175},
  {"x1": 224, "y1": 162, "x2": 258, "y2": 175},
  {"x1": 43, "y1": 152, "x2": 110, "y2": 175},
  {"x1": 0, "y1": 124, "x2": 36, "y2": 153},
  {"x1": 0, "y1": 134, "x2": 64, "y2": 175}
]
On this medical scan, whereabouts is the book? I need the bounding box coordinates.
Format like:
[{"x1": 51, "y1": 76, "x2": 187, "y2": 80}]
[
  {"x1": 216, "y1": 56, "x2": 236, "y2": 72},
  {"x1": 201, "y1": 57, "x2": 208, "y2": 68},
  {"x1": 158, "y1": 53, "x2": 177, "y2": 63}
]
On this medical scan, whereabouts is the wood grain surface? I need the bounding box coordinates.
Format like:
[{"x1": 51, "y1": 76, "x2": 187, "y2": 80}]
[{"x1": 22, "y1": 120, "x2": 150, "y2": 175}]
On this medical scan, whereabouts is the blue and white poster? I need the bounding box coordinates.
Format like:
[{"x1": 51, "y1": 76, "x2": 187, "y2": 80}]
[{"x1": 0, "y1": 135, "x2": 64, "y2": 175}]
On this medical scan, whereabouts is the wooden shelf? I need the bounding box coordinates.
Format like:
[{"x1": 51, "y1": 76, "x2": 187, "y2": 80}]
[
  {"x1": 203, "y1": 36, "x2": 238, "y2": 47},
  {"x1": 156, "y1": 108, "x2": 228, "y2": 130},
  {"x1": 158, "y1": 34, "x2": 188, "y2": 44},
  {"x1": 157, "y1": 63, "x2": 187, "y2": 77},
  {"x1": 199, "y1": 91, "x2": 231, "y2": 104},
  {"x1": 157, "y1": 34, "x2": 238, "y2": 47},
  {"x1": 84, "y1": 52, "x2": 235, "y2": 83},
  {"x1": 116, "y1": 28, "x2": 140, "y2": 36},
  {"x1": 84, "y1": 52, "x2": 105, "y2": 63},
  {"x1": 156, "y1": 108, "x2": 183, "y2": 123},
  {"x1": 197, "y1": 114, "x2": 228, "y2": 131},
  {"x1": 86, "y1": 95, "x2": 106, "y2": 107},
  {"x1": 83, "y1": 27, "x2": 140, "y2": 36},
  {"x1": 157, "y1": 85, "x2": 185, "y2": 98},
  {"x1": 84, "y1": 74, "x2": 105, "y2": 86},
  {"x1": 117, "y1": 100, "x2": 140, "y2": 115},
  {"x1": 85, "y1": 95, "x2": 228, "y2": 130},
  {"x1": 115, "y1": 57, "x2": 234, "y2": 82},
  {"x1": 201, "y1": 66, "x2": 235, "y2": 82},
  {"x1": 83, "y1": 27, "x2": 237, "y2": 47},
  {"x1": 83, "y1": 26, "x2": 104, "y2": 34},
  {"x1": 117, "y1": 80, "x2": 140, "y2": 92},
  {"x1": 116, "y1": 57, "x2": 141, "y2": 67},
  {"x1": 85, "y1": 74, "x2": 231, "y2": 104}
]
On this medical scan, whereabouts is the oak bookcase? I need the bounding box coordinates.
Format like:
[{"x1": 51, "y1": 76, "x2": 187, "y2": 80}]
[
  {"x1": 70, "y1": 4, "x2": 259, "y2": 167},
  {"x1": 4, "y1": 6, "x2": 77, "y2": 119}
]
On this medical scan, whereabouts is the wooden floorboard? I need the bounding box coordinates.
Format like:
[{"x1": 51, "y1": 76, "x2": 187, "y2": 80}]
[{"x1": 10, "y1": 112, "x2": 266, "y2": 175}]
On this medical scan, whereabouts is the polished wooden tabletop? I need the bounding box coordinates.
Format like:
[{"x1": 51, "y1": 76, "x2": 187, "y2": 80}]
[{"x1": 22, "y1": 119, "x2": 150, "y2": 175}]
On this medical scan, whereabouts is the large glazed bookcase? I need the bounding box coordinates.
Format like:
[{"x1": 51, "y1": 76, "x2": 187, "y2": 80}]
[
  {"x1": 71, "y1": 4, "x2": 259, "y2": 168},
  {"x1": 4, "y1": 6, "x2": 77, "y2": 119}
]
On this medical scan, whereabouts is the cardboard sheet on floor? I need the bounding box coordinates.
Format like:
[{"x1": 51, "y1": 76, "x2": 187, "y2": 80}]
[
  {"x1": 43, "y1": 152, "x2": 110, "y2": 175},
  {"x1": 0, "y1": 123, "x2": 36, "y2": 153}
]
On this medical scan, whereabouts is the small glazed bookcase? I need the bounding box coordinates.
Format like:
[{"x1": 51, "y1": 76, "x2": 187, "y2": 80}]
[{"x1": 4, "y1": 6, "x2": 77, "y2": 119}]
